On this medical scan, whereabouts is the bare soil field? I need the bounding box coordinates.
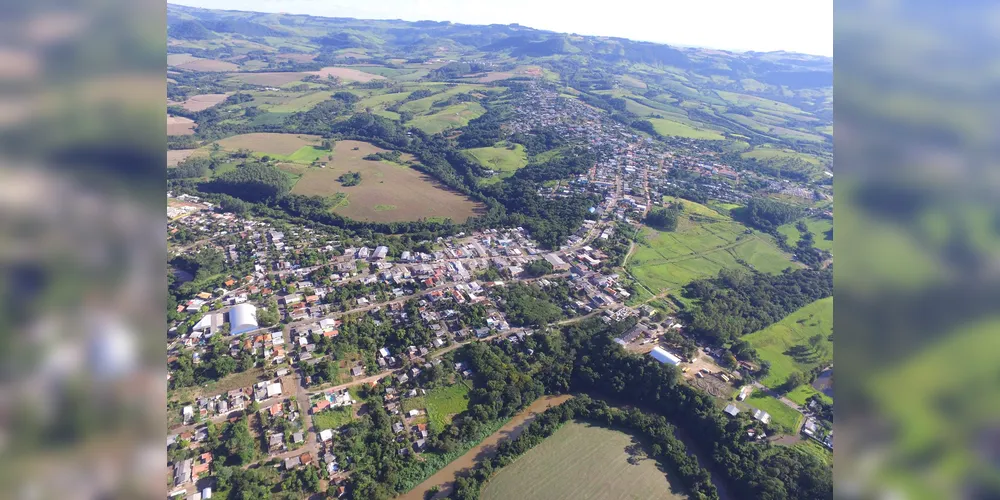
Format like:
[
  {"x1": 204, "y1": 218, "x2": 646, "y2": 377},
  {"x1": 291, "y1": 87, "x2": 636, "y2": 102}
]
[
  {"x1": 312, "y1": 67, "x2": 386, "y2": 82},
  {"x1": 215, "y1": 133, "x2": 321, "y2": 155},
  {"x1": 281, "y1": 140, "x2": 484, "y2": 223},
  {"x1": 167, "y1": 115, "x2": 196, "y2": 136},
  {"x1": 167, "y1": 149, "x2": 198, "y2": 167},
  {"x1": 166, "y1": 53, "x2": 199, "y2": 66},
  {"x1": 178, "y1": 93, "x2": 229, "y2": 112}
]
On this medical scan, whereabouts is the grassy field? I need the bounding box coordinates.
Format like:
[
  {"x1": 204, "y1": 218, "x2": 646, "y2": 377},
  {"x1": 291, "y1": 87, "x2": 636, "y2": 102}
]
[
  {"x1": 742, "y1": 392, "x2": 803, "y2": 434},
  {"x1": 278, "y1": 140, "x2": 484, "y2": 223},
  {"x1": 401, "y1": 382, "x2": 471, "y2": 433},
  {"x1": 264, "y1": 91, "x2": 333, "y2": 113},
  {"x1": 790, "y1": 440, "x2": 832, "y2": 466},
  {"x1": 214, "y1": 133, "x2": 321, "y2": 155},
  {"x1": 741, "y1": 146, "x2": 823, "y2": 166},
  {"x1": 313, "y1": 406, "x2": 354, "y2": 430},
  {"x1": 407, "y1": 102, "x2": 486, "y2": 134},
  {"x1": 464, "y1": 142, "x2": 528, "y2": 181},
  {"x1": 627, "y1": 197, "x2": 795, "y2": 294},
  {"x1": 744, "y1": 297, "x2": 833, "y2": 389},
  {"x1": 777, "y1": 217, "x2": 834, "y2": 252},
  {"x1": 481, "y1": 421, "x2": 688, "y2": 500},
  {"x1": 648, "y1": 118, "x2": 725, "y2": 140},
  {"x1": 786, "y1": 384, "x2": 832, "y2": 406},
  {"x1": 175, "y1": 93, "x2": 229, "y2": 112}
]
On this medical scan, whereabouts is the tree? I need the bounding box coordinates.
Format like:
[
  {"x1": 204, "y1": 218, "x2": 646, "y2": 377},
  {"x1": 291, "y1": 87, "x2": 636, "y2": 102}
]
[
  {"x1": 213, "y1": 355, "x2": 237, "y2": 378},
  {"x1": 808, "y1": 334, "x2": 823, "y2": 350},
  {"x1": 645, "y1": 207, "x2": 679, "y2": 231},
  {"x1": 782, "y1": 371, "x2": 806, "y2": 392}
]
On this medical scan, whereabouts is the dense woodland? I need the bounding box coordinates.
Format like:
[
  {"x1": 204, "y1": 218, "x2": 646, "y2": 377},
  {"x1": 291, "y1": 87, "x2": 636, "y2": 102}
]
[{"x1": 681, "y1": 267, "x2": 834, "y2": 343}]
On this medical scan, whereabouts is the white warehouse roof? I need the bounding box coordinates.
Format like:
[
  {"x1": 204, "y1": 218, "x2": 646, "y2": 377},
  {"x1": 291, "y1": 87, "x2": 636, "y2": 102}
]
[
  {"x1": 650, "y1": 346, "x2": 682, "y2": 366},
  {"x1": 229, "y1": 303, "x2": 258, "y2": 335}
]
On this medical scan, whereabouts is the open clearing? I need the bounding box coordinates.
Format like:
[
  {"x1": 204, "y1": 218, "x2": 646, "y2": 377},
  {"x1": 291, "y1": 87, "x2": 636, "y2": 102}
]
[
  {"x1": 167, "y1": 115, "x2": 196, "y2": 135},
  {"x1": 313, "y1": 407, "x2": 354, "y2": 431},
  {"x1": 167, "y1": 149, "x2": 198, "y2": 167},
  {"x1": 481, "y1": 421, "x2": 688, "y2": 500},
  {"x1": 169, "y1": 54, "x2": 239, "y2": 72},
  {"x1": 408, "y1": 102, "x2": 486, "y2": 134},
  {"x1": 739, "y1": 393, "x2": 803, "y2": 435},
  {"x1": 464, "y1": 142, "x2": 528, "y2": 174},
  {"x1": 744, "y1": 297, "x2": 833, "y2": 390},
  {"x1": 402, "y1": 382, "x2": 471, "y2": 433},
  {"x1": 177, "y1": 93, "x2": 229, "y2": 112},
  {"x1": 777, "y1": 217, "x2": 833, "y2": 252},
  {"x1": 229, "y1": 72, "x2": 310, "y2": 86},
  {"x1": 648, "y1": 118, "x2": 725, "y2": 140},
  {"x1": 215, "y1": 133, "x2": 321, "y2": 155},
  {"x1": 312, "y1": 66, "x2": 386, "y2": 82},
  {"x1": 627, "y1": 197, "x2": 795, "y2": 293},
  {"x1": 279, "y1": 140, "x2": 484, "y2": 223}
]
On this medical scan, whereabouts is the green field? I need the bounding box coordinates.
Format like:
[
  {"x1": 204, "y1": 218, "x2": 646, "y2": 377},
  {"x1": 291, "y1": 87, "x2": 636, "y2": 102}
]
[
  {"x1": 648, "y1": 118, "x2": 725, "y2": 140},
  {"x1": 790, "y1": 440, "x2": 832, "y2": 466},
  {"x1": 741, "y1": 147, "x2": 823, "y2": 166},
  {"x1": 627, "y1": 197, "x2": 795, "y2": 294},
  {"x1": 777, "y1": 217, "x2": 834, "y2": 252},
  {"x1": 744, "y1": 297, "x2": 833, "y2": 389},
  {"x1": 786, "y1": 384, "x2": 832, "y2": 406},
  {"x1": 407, "y1": 102, "x2": 486, "y2": 134},
  {"x1": 397, "y1": 84, "x2": 481, "y2": 114},
  {"x1": 481, "y1": 421, "x2": 688, "y2": 500},
  {"x1": 402, "y1": 382, "x2": 471, "y2": 433},
  {"x1": 313, "y1": 406, "x2": 354, "y2": 430},
  {"x1": 464, "y1": 142, "x2": 529, "y2": 181},
  {"x1": 741, "y1": 392, "x2": 803, "y2": 435}
]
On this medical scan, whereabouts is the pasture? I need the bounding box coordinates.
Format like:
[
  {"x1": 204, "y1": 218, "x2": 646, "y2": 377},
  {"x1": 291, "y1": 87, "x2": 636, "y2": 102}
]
[
  {"x1": 229, "y1": 72, "x2": 309, "y2": 86},
  {"x1": 627, "y1": 197, "x2": 795, "y2": 293},
  {"x1": 279, "y1": 140, "x2": 484, "y2": 223},
  {"x1": 480, "y1": 421, "x2": 688, "y2": 500},
  {"x1": 777, "y1": 217, "x2": 834, "y2": 252},
  {"x1": 401, "y1": 382, "x2": 471, "y2": 433},
  {"x1": 464, "y1": 142, "x2": 528, "y2": 175},
  {"x1": 648, "y1": 118, "x2": 725, "y2": 140},
  {"x1": 741, "y1": 146, "x2": 823, "y2": 166},
  {"x1": 744, "y1": 297, "x2": 833, "y2": 389},
  {"x1": 214, "y1": 133, "x2": 321, "y2": 155},
  {"x1": 168, "y1": 54, "x2": 239, "y2": 72},
  {"x1": 167, "y1": 115, "x2": 197, "y2": 136},
  {"x1": 407, "y1": 102, "x2": 486, "y2": 134}
]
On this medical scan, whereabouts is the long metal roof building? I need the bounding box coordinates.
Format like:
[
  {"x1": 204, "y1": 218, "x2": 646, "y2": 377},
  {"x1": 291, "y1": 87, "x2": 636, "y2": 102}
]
[{"x1": 229, "y1": 303, "x2": 258, "y2": 335}]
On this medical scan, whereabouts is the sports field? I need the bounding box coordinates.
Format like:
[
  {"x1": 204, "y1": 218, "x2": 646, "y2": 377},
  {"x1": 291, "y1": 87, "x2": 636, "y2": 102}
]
[
  {"x1": 744, "y1": 297, "x2": 833, "y2": 389},
  {"x1": 401, "y1": 382, "x2": 471, "y2": 433},
  {"x1": 627, "y1": 197, "x2": 795, "y2": 294},
  {"x1": 480, "y1": 421, "x2": 688, "y2": 500},
  {"x1": 278, "y1": 140, "x2": 484, "y2": 223}
]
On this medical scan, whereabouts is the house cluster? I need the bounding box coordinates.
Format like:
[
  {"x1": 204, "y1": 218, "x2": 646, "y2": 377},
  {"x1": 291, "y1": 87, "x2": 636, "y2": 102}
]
[{"x1": 180, "y1": 388, "x2": 249, "y2": 424}]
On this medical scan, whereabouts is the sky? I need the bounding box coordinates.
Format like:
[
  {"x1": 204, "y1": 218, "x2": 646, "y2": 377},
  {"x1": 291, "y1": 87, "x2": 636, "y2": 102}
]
[{"x1": 170, "y1": 0, "x2": 833, "y2": 57}]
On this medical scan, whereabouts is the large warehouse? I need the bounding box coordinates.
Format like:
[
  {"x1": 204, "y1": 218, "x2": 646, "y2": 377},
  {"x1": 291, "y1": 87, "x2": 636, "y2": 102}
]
[
  {"x1": 229, "y1": 303, "x2": 258, "y2": 335},
  {"x1": 650, "y1": 346, "x2": 682, "y2": 366}
]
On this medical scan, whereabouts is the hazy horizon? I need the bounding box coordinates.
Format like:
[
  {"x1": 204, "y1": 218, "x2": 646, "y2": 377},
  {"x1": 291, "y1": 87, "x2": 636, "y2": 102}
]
[{"x1": 169, "y1": 0, "x2": 833, "y2": 57}]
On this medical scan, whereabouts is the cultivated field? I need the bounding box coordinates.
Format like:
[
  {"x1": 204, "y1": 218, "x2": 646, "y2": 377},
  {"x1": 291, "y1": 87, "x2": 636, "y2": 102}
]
[
  {"x1": 312, "y1": 66, "x2": 386, "y2": 82},
  {"x1": 177, "y1": 93, "x2": 229, "y2": 112},
  {"x1": 229, "y1": 72, "x2": 310, "y2": 86},
  {"x1": 167, "y1": 115, "x2": 197, "y2": 135},
  {"x1": 167, "y1": 149, "x2": 198, "y2": 167},
  {"x1": 280, "y1": 140, "x2": 484, "y2": 223},
  {"x1": 480, "y1": 421, "x2": 688, "y2": 500},
  {"x1": 627, "y1": 197, "x2": 795, "y2": 293},
  {"x1": 402, "y1": 382, "x2": 471, "y2": 433},
  {"x1": 408, "y1": 102, "x2": 486, "y2": 134},
  {"x1": 744, "y1": 297, "x2": 833, "y2": 390},
  {"x1": 215, "y1": 133, "x2": 322, "y2": 155},
  {"x1": 168, "y1": 54, "x2": 240, "y2": 72}
]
